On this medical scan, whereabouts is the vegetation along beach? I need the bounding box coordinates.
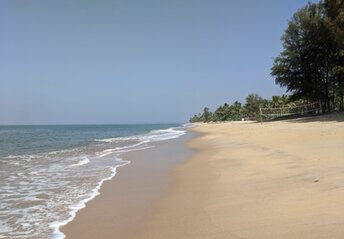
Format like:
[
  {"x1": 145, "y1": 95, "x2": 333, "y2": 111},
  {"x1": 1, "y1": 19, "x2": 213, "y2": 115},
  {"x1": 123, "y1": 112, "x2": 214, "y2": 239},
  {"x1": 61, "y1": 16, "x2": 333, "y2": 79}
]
[{"x1": 1, "y1": 0, "x2": 343, "y2": 238}]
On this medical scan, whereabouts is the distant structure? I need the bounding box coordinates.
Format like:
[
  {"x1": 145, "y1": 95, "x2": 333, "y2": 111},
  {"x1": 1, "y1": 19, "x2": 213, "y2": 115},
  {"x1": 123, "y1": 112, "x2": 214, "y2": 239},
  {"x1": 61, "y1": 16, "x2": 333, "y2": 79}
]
[{"x1": 259, "y1": 102, "x2": 321, "y2": 121}]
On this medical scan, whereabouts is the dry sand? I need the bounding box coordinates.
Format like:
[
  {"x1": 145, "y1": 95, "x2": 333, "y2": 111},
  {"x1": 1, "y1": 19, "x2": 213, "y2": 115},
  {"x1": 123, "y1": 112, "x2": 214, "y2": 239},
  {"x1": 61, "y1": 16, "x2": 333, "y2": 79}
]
[{"x1": 64, "y1": 113, "x2": 344, "y2": 239}]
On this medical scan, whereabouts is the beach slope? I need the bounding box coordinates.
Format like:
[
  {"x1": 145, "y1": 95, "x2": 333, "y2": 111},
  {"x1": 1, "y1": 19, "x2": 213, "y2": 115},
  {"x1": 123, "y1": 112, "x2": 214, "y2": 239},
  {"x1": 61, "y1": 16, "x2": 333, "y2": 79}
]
[
  {"x1": 135, "y1": 113, "x2": 344, "y2": 239},
  {"x1": 64, "y1": 113, "x2": 344, "y2": 239}
]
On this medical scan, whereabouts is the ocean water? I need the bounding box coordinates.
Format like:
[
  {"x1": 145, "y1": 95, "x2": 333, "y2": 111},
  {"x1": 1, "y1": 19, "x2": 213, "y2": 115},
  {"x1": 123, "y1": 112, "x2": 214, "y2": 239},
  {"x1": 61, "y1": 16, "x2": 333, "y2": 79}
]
[{"x1": 0, "y1": 124, "x2": 186, "y2": 239}]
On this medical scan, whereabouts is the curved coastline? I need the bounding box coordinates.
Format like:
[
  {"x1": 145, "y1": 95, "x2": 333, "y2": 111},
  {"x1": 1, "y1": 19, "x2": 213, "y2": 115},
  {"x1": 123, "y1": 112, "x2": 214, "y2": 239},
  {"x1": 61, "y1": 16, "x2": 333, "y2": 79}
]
[
  {"x1": 0, "y1": 125, "x2": 187, "y2": 239},
  {"x1": 60, "y1": 128, "x2": 195, "y2": 239},
  {"x1": 63, "y1": 114, "x2": 344, "y2": 239},
  {"x1": 51, "y1": 159, "x2": 130, "y2": 239}
]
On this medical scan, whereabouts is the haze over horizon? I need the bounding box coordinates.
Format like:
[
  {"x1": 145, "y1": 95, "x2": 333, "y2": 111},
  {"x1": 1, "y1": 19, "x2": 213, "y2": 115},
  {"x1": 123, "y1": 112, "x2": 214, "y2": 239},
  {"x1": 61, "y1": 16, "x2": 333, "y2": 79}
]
[{"x1": 0, "y1": 0, "x2": 316, "y2": 125}]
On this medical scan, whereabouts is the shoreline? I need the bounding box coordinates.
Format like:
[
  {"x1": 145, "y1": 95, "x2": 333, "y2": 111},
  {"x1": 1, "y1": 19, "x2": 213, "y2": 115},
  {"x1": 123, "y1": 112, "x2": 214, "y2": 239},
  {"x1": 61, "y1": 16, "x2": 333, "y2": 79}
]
[
  {"x1": 64, "y1": 113, "x2": 344, "y2": 238},
  {"x1": 51, "y1": 159, "x2": 130, "y2": 239},
  {"x1": 61, "y1": 131, "x2": 196, "y2": 239}
]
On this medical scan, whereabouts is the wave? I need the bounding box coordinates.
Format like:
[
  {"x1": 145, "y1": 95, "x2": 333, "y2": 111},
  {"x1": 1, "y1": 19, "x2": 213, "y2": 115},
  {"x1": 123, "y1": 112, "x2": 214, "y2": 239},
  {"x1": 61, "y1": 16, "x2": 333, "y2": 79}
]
[
  {"x1": 0, "y1": 125, "x2": 187, "y2": 239},
  {"x1": 70, "y1": 157, "x2": 90, "y2": 167},
  {"x1": 182, "y1": 122, "x2": 196, "y2": 128},
  {"x1": 95, "y1": 127, "x2": 186, "y2": 144},
  {"x1": 50, "y1": 159, "x2": 130, "y2": 239},
  {"x1": 3, "y1": 148, "x2": 79, "y2": 162},
  {"x1": 52, "y1": 126, "x2": 186, "y2": 238},
  {"x1": 97, "y1": 142, "x2": 153, "y2": 158}
]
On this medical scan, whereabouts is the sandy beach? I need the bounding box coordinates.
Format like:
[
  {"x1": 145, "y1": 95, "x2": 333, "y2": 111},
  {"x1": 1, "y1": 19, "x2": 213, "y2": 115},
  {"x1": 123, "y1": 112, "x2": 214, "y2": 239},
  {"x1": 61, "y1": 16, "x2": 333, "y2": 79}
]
[
  {"x1": 63, "y1": 113, "x2": 344, "y2": 239},
  {"x1": 61, "y1": 132, "x2": 196, "y2": 238}
]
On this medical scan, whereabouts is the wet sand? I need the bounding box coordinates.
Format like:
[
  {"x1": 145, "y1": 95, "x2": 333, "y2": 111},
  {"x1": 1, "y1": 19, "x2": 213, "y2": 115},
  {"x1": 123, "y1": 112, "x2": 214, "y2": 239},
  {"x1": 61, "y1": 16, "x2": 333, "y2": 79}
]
[
  {"x1": 64, "y1": 113, "x2": 344, "y2": 239},
  {"x1": 61, "y1": 132, "x2": 196, "y2": 239}
]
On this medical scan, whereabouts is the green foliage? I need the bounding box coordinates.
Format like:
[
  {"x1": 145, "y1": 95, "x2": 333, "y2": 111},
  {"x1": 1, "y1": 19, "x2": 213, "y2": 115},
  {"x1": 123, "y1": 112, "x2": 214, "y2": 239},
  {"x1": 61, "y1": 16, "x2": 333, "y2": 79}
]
[
  {"x1": 244, "y1": 93, "x2": 265, "y2": 118},
  {"x1": 189, "y1": 93, "x2": 275, "y2": 123},
  {"x1": 189, "y1": 0, "x2": 344, "y2": 123},
  {"x1": 189, "y1": 114, "x2": 201, "y2": 123},
  {"x1": 213, "y1": 103, "x2": 231, "y2": 121},
  {"x1": 202, "y1": 107, "x2": 212, "y2": 122},
  {"x1": 271, "y1": 0, "x2": 344, "y2": 112},
  {"x1": 212, "y1": 101, "x2": 245, "y2": 121},
  {"x1": 324, "y1": 0, "x2": 344, "y2": 109},
  {"x1": 189, "y1": 107, "x2": 213, "y2": 122},
  {"x1": 188, "y1": 93, "x2": 318, "y2": 123}
]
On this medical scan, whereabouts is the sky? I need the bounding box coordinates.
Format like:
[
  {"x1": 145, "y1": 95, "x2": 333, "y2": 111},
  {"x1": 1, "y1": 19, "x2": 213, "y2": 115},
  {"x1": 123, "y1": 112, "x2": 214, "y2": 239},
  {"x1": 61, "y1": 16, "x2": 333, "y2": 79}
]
[{"x1": 0, "y1": 0, "x2": 316, "y2": 124}]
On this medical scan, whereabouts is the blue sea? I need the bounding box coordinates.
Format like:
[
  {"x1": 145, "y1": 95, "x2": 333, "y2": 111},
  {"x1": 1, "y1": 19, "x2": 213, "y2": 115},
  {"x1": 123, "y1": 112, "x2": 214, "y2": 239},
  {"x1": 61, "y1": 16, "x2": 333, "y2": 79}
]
[{"x1": 0, "y1": 124, "x2": 187, "y2": 239}]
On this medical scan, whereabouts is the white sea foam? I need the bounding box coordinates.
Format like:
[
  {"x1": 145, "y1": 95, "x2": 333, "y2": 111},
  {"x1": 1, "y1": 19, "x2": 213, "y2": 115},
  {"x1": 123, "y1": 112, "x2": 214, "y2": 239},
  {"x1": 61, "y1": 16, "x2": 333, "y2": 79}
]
[
  {"x1": 50, "y1": 159, "x2": 130, "y2": 239},
  {"x1": 182, "y1": 123, "x2": 196, "y2": 128},
  {"x1": 70, "y1": 157, "x2": 90, "y2": 167},
  {"x1": 4, "y1": 154, "x2": 43, "y2": 161},
  {"x1": 95, "y1": 127, "x2": 186, "y2": 144},
  {"x1": 143, "y1": 128, "x2": 186, "y2": 142},
  {"x1": 0, "y1": 125, "x2": 187, "y2": 239},
  {"x1": 51, "y1": 127, "x2": 186, "y2": 238},
  {"x1": 97, "y1": 141, "x2": 150, "y2": 158},
  {"x1": 94, "y1": 136, "x2": 140, "y2": 143}
]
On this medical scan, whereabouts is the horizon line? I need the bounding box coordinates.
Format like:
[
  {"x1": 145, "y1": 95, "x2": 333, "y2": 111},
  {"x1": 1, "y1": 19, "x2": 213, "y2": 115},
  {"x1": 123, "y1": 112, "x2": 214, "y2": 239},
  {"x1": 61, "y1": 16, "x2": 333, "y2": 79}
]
[{"x1": 0, "y1": 122, "x2": 186, "y2": 126}]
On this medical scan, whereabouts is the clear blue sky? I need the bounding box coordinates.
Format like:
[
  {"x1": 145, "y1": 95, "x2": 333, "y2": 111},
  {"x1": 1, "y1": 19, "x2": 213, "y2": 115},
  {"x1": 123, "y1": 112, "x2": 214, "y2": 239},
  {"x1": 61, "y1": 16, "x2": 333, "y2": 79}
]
[{"x1": 0, "y1": 0, "x2": 316, "y2": 124}]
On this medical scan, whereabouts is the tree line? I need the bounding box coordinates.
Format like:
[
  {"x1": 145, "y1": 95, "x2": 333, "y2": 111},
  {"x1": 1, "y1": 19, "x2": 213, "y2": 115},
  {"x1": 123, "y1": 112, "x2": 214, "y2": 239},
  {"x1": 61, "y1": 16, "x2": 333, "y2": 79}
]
[
  {"x1": 190, "y1": 0, "x2": 343, "y2": 122},
  {"x1": 189, "y1": 94, "x2": 302, "y2": 123}
]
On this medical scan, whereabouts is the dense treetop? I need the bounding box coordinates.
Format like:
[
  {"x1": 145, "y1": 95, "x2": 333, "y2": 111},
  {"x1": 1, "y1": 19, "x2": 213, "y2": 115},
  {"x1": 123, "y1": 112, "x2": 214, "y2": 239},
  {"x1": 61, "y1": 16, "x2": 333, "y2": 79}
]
[{"x1": 271, "y1": 0, "x2": 344, "y2": 112}]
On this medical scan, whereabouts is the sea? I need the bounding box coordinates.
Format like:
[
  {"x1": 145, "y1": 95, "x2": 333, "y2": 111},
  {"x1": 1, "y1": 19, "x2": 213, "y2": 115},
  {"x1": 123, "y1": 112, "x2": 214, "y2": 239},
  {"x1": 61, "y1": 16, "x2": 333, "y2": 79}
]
[{"x1": 0, "y1": 124, "x2": 187, "y2": 239}]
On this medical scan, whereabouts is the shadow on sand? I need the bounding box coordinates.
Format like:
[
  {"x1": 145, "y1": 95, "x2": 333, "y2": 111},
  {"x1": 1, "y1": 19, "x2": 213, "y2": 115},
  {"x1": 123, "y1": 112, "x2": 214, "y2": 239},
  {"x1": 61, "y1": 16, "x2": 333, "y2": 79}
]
[{"x1": 261, "y1": 112, "x2": 344, "y2": 123}]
